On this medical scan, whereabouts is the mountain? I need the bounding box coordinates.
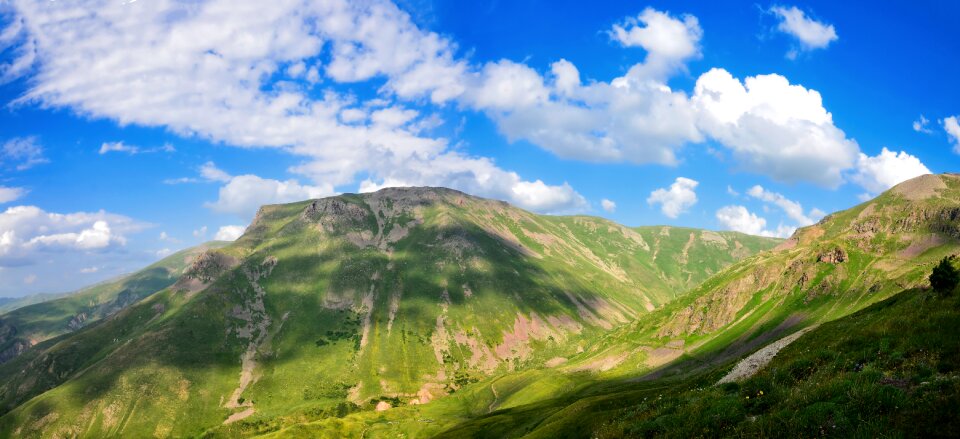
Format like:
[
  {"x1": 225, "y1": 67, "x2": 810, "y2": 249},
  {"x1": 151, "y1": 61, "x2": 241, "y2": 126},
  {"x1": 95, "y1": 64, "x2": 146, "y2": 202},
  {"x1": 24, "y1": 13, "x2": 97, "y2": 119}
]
[
  {"x1": 0, "y1": 242, "x2": 227, "y2": 363},
  {"x1": 0, "y1": 293, "x2": 70, "y2": 315},
  {"x1": 0, "y1": 187, "x2": 777, "y2": 437},
  {"x1": 241, "y1": 174, "x2": 960, "y2": 438}
]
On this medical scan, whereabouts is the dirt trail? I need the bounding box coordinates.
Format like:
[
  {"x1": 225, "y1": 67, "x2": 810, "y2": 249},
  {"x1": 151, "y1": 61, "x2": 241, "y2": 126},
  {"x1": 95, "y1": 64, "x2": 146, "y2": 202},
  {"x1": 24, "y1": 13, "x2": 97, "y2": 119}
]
[
  {"x1": 487, "y1": 381, "x2": 500, "y2": 413},
  {"x1": 717, "y1": 325, "x2": 818, "y2": 384}
]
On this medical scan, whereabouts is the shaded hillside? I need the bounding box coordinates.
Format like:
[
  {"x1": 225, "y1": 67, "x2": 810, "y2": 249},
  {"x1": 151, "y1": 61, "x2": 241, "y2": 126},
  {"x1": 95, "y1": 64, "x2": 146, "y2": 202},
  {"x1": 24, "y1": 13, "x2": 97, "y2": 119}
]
[
  {"x1": 0, "y1": 242, "x2": 226, "y2": 363},
  {"x1": 0, "y1": 187, "x2": 776, "y2": 438}
]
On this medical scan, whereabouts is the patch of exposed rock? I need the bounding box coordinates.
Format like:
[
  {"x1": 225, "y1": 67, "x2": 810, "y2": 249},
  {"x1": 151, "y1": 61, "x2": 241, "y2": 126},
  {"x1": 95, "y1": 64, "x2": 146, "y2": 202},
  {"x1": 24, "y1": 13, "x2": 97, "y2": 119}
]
[
  {"x1": 177, "y1": 251, "x2": 236, "y2": 286},
  {"x1": 817, "y1": 247, "x2": 848, "y2": 264}
]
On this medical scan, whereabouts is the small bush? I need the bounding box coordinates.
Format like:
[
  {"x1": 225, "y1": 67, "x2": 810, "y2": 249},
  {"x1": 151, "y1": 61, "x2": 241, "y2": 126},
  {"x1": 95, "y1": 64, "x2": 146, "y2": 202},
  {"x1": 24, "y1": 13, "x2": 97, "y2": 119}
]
[{"x1": 930, "y1": 256, "x2": 959, "y2": 295}]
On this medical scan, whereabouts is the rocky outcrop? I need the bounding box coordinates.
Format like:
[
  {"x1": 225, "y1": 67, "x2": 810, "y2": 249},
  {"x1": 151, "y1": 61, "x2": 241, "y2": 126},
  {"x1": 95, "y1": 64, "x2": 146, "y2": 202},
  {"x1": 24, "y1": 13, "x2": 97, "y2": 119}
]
[
  {"x1": 174, "y1": 250, "x2": 237, "y2": 294},
  {"x1": 0, "y1": 339, "x2": 31, "y2": 363},
  {"x1": 817, "y1": 247, "x2": 848, "y2": 264}
]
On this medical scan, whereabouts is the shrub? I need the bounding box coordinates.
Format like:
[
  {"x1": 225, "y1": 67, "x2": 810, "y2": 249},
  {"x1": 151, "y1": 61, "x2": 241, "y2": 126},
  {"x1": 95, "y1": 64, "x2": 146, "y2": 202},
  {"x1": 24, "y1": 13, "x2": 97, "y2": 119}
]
[{"x1": 930, "y1": 256, "x2": 959, "y2": 295}]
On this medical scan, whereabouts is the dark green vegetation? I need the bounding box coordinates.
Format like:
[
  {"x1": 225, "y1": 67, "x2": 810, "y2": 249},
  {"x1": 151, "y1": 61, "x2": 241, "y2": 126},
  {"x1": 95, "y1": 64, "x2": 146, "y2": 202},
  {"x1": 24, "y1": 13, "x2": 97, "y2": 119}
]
[
  {"x1": 0, "y1": 174, "x2": 958, "y2": 438},
  {"x1": 0, "y1": 243, "x2": 225, "y2": 363},
  {"x1": 590, "y1": 283, "x2": 960, "y2": 438},
  {"x1": 931, "y1": 256, "x2": 959, "y2": 294}
]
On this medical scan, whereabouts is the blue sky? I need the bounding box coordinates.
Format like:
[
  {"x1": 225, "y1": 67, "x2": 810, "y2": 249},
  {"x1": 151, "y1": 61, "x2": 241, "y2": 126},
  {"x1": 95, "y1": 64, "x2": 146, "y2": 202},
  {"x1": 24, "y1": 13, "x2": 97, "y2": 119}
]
[{"x1": 0, "y1": 0, "x2": 957, "y2": 296}]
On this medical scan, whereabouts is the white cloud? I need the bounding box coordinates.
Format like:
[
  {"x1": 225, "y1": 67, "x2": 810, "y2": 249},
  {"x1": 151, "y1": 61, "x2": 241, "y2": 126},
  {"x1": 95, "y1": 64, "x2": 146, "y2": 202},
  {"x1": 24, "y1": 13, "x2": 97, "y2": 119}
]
[
  {"x1": 23, "y1": 274, "x2": 36, "y2": 285},
  {"x1": 944, "y1": 116, "x2": 960, "y2": 153},
  {"x1": 80, "y1": 266, "x2": 99, "y2": 274},
  {"x1": 609, "y1": 7, "x2": 703, "y2": 81},
  {"x1": 206, "y1": 174, "x2": 334, "y2": 218},
  {"x1": 99, "y1": 141, "x2": 173, "y2": 155},
  {"x1": 200, "y1": 161, "x2": 233, "y2": 183},
  {"x1": 693, "y1": 68, "x2": 858, "y2": 187},
  {"x1": 156, "y1": 248, "x2": 173, "y2": 258},
  {"x1": 647, "y1": 177, "x2": 698, "y2": 218},
  {"x1": 99, "y1": 141, "x2": 139, "y2": 155},
  {"x1": 460, "y1": 11, "x2": 857, "y2": 188},
  {"x1": 771, "y1": 6, "x2": 838, "y2": 55},
  {"x1": 716, "y1": 205, "x2": 794, "y2": 238},
  {"x1": 726, "y1": 185, "x2": 740, "y2": 197},
  {"x1": 192, "y1": 226, "x2": 207, "y2": 239},
  {"x1": 0, "y1": 186, "x2": 27, "y2": 204},
  {"x1": 466, "y1": 60, "x2": 548, "y2": 111},
  {"x1": 214, "y1": 225, "x2": 245, "y2": 241},
  {"x1": 1, "y1": 136, "x2": 48, "y2": 170},
  {"x1": 0, "y1": 205, "x2": 144, "y2": 267},
  {"x1": 27, "y1": 220, "x2": 119, "y2": 250},
  {"x1": 746, "y1": 185, "x2": 820, "y2": 226},
  {"x1": 601, "y1": 199, "x2": 616, "y2": 213},
  {"x1": 357, "y1": 152, "x2": 587, "y2": 214},
  {"x1": 913, "y1": 115, "x2": 933, "y2": 134},
  {"x1": 158, "y1": 231, "x2": 179, "y2": 243},
  {"x1": 851, "y1": 147, "x2": 931, "y2": 194},
  {"x1": 1, "y1": 0, "x2": 583, "y2": 215}
]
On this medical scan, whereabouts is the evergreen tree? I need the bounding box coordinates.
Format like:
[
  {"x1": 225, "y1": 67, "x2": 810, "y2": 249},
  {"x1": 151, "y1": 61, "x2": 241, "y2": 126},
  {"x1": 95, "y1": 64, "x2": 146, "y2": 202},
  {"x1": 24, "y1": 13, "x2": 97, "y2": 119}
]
[{"x1": 930, "y1": 256, "x2": 959, "y2": 295}]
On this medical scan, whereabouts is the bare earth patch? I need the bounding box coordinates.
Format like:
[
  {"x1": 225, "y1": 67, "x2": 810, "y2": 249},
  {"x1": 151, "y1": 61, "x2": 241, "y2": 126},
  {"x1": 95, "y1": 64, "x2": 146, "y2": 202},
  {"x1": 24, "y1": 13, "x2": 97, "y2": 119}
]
[
  {"x1": 717, "y1": 325, "x2": 818, "y2": 384},
  {"x1": 223, "y1": 408, "x2": 255, "y2": 424},
  {"x1": 892, "y1": 174, "x2": 945, "y2": 201}
]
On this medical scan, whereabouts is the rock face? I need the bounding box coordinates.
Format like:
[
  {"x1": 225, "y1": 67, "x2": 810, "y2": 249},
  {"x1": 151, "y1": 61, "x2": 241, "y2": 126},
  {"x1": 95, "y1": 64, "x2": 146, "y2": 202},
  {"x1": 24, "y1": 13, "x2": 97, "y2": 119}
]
[{"x1": 817, "y1": 247, "x2": 848, "y2": 264}]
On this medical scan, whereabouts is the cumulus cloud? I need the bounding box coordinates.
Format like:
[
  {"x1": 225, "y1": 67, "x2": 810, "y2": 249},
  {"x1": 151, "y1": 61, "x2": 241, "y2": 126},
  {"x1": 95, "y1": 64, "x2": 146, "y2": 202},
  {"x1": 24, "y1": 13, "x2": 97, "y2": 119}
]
[
  {"x1": 716, "y1": 205, "x2": 793, "y2": 238},
  {"x1": 609, "y1": 7, "x2": 703, "y2": 81},
  {"x1": 944, "y1": 116, "x2": 960, "y2": 153},
  {"x1": 1, "y1": 136, "x2": 48, "y2": 170},
  {"x1": 601, "y1": 199, "x2": 616, "y2": 213},
  {"x1": 647, "y1": 177, "x2": 698, "y2": 218},
  {"x1": 356, "y1": 152, "x2": 587, "y2": 214},
  {"x1": 746, "y1": 185, "x2": 821, "y2": 226},
  {"x1": 693, "y1": 68, "x2": 859, "y2": 187},
  {"x1": 913, "y1": 115, "x2": 933, "y2": 134},
  {"x1": 0, "y1": 205, "x2": 144, "y2": 267},
  {"x1": 214, "y1": 225, "x2": 246, "y2": 241},
  {"x1": 851, "y1": 147, "x2": 931, "y2": 194},
  {"x1": 461, "y1": 10, "x2": 858, "y2": 188},
  {"x1": 206, "y1": 174, "x2": 334, "y2": 218},
  {"x1": 192, "y1": 226, "x2": 207, "y2": 239},
  {"x1": 771, "y1": 6, "x2": 838, "y2": 57},
  {"x1": 0, "y1": 186, "x2": 26, "y2": 204}
]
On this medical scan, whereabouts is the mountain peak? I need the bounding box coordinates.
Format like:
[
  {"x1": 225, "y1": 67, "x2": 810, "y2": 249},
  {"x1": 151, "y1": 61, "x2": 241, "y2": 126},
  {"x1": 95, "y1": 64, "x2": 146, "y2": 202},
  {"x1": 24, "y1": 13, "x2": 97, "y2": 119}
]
[{"x1": 888, "y1": 173, "x2": 955, "y2": 201}]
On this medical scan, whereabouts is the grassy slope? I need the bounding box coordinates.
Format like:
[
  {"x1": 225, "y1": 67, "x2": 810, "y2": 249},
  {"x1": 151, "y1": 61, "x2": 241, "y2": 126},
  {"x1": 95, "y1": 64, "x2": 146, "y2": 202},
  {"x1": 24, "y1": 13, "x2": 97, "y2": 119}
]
[
  {"x1": 289, "y1": 280, "x2": 960, "y2": 439},
  {"x1": 0, "y1": 242, "x2": 226, "y2": 363},
  {"x1": 598, "y1": 285, "x2": 960, "y2": 438},
  {"x1": 0, "y1": 188, "x2": 777, "y2": 438}
]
